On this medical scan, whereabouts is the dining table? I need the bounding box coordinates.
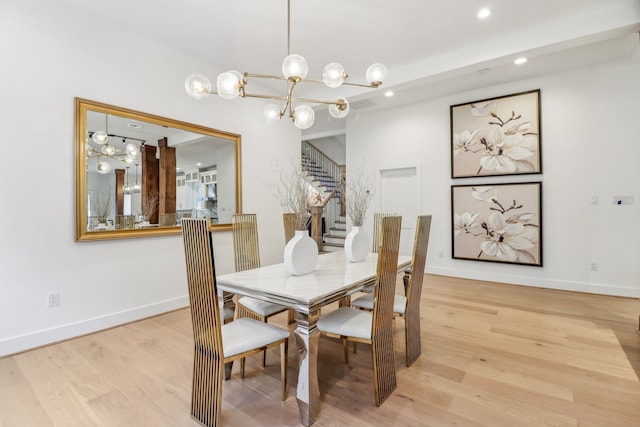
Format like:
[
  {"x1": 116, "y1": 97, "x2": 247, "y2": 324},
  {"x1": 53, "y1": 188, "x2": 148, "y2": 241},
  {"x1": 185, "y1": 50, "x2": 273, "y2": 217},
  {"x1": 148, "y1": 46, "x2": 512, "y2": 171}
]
[{"x1": 216, "y1": 250, "x2": 411, "y2": 426}]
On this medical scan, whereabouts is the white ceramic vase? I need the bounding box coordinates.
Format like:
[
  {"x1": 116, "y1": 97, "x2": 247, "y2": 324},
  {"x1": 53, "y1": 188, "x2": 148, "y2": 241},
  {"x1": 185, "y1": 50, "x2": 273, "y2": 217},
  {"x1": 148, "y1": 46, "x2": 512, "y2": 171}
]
[
  {"x1": 344, "y1": 226, "x2": 370, "y2": 263},
  {"x1": 284, "y1": 230, "x2": 319, "y2": 276}
]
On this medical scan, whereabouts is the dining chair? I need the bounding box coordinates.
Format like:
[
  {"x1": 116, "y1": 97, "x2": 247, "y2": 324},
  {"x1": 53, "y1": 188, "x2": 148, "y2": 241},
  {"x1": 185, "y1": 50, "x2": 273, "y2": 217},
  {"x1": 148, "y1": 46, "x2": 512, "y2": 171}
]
[
  {"x1": 317, "y1": 215, "x2": 402, "y2": 406},
  {"x1": 159, "y1": 212, "x2": 177, "y2": 227},
  {"x1": 371, "y1": 212, "x2": 397, "y2": 253},
  {"x1": 358, "y1": 212, "x2": 397, "y2": 294},
  {"x1": 283, "y1": 212, "x2": 297, "y2": 244},
  {"x1": 181, "y1": 218, "x2": 290, "y2": 427},
  {"x1": 233, "y1": 214, "x2": 295, "y2": 360},
  {"x1": 351, "y1": 215, "x2": 431, "y2": 367}
]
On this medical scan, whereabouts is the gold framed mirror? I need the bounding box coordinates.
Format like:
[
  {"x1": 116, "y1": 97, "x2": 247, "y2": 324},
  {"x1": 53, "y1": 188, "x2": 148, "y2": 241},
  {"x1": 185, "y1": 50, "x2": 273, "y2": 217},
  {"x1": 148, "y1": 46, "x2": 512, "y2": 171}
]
[{"x1": 75, "y1": 98, "x2": 242, "y2": 241}]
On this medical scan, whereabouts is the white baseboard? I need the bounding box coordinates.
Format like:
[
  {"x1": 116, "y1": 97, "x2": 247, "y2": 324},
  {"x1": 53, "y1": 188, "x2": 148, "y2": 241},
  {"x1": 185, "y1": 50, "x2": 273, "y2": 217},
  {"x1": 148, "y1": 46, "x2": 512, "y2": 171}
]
[
  {"x1": 0, "y1": 296, "x2": 190, "y2": 357},
  {"x1": 427, "y1": 266, "x2": 640, "y2": 298}
]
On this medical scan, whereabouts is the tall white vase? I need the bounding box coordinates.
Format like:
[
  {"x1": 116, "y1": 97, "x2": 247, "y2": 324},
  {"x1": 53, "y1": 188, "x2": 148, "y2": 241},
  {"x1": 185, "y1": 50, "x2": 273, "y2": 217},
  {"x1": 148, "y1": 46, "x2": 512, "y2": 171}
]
[
  {"x1": 284, "y1": 230, "x2": 319, "y2": 276},
  {"x1": 344, "y1": 226, "x2": 370, "y2": 263}
]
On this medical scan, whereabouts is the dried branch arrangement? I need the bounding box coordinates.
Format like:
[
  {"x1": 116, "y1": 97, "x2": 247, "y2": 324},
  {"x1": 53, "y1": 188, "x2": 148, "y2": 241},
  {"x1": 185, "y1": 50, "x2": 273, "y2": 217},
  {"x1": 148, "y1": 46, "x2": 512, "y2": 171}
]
[
  {"x1": 93, "y1": 191, "x2": 113, "y2": 223},
  {"x1": 340, "y1": 172, "x2": 373, "y2": 227},
  {"x1": 140, "y1": 192, "x2": 159, "y2": 221},
  {"x1": 270, "y1": 162, "x2": 312, "y2": 230}
]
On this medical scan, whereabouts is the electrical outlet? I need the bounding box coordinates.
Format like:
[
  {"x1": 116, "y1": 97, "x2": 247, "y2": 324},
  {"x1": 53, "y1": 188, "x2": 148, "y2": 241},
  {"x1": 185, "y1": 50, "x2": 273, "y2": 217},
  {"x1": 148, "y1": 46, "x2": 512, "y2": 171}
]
[
  {"x1": 589, "y1": 262, "x2": 598, "y2": 272},
  {"x1": 438, "y1": 250, "x2": 444, "y2": 258},
  {"x1": 47, "y1": 292, "x2": 60, "y2": 308}
]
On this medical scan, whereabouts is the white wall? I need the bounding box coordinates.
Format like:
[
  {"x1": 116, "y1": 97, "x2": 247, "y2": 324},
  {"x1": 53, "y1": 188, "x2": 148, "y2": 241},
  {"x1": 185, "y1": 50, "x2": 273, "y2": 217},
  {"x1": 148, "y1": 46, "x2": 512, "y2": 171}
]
[
  {"x1": 307, "y1": 135, "x2": 346, "y2": 165},
  {"x1": 0, "y1": 1, "x2": 300, "y2": 356},
  {"x1": 348, "y1": 59, "x2": 640, "y2": 298}
]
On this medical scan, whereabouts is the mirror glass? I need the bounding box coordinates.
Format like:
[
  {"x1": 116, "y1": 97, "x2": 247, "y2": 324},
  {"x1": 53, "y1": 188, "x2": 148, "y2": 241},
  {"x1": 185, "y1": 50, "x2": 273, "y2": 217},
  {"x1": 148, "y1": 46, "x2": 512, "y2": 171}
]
[{"x1": 75, "y1": 98, "x2": 242, "y2": 241}]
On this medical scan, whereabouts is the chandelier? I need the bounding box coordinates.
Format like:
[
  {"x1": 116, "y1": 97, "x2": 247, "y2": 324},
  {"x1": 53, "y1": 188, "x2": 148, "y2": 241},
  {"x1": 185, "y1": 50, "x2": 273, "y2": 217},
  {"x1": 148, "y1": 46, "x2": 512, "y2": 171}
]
[
  {"x1": 86, "y1": 114, "x2": 144, "y2": 174},
  {"x1": 184, "y1": 0, "x2": 387, "y2": 130}
]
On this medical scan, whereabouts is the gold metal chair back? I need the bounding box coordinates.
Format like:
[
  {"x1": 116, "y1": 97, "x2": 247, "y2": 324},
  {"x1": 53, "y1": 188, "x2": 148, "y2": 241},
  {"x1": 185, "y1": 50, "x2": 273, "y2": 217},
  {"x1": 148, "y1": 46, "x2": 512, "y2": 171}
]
[
  {"x1": 234, "y1": 213, "x2": 295, "y2": 326},
  {"x1": 370, "y1": 215, "x2": 402, "y2": 406},
  {"x1": 159, "y1": 212, "x2": 177, "y2": 226},
  {"x1": 404, "y1": 215, "x2": 432, "y2": 366},
  {"x1": 283, "y1": 212, "x2": 297, "y2": 244},
  {"x1": 232, "y1": 213, "x2": 260, "y2": 272},
  {"x1": 372, "y1": 212, "x2": 397, "y2": 253},
  {"x1": 181, "y1": 218, "x2": 225, "y2": 426},
  {"x1": 116, "y1": 214, "x2": 136, "y2": 229}
]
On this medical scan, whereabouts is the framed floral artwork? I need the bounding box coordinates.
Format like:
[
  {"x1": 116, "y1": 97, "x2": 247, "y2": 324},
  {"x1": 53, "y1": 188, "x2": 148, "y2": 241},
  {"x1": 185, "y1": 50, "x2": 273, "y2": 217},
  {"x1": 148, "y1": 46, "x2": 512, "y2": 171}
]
[
  {"x1": 450, "y1": 89, "x2": 541, "y2": 178},
  {"x1": 452, "y1": 182, "x2": 542, "y2": 266}
]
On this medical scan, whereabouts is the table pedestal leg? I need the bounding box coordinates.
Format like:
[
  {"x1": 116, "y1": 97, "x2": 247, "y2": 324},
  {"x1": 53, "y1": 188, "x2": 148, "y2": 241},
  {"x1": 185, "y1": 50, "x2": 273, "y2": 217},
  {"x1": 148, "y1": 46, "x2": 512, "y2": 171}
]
[
  {"x1": 221, "y1": 291, "x2": 235, "y2": 322},
  {"x1": 294, "y1": 310, "x2": 320, "y2": 427}
]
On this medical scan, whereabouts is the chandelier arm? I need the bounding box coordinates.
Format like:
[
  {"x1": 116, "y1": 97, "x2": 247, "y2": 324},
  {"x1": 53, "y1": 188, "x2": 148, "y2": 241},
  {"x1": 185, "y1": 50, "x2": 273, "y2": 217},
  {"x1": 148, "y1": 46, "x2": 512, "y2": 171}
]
[
  {"x1": 87, "y1": 152, "x2": 134, "y2": 164},
  {"x1": 285, "y1": 80, "x2": 296, "y2": 118},
  {"x1": 88, "y1": 132, "x2": 146, "y2": 144},
  {"x1": 246, "y1": 74, "x2": 379, "y2": 89},
  {"x1": 289, "y1": 97, "x2": 343, "y2": 106},
  {"x1": 245, "y1": 73, "x2": 288, "y2": 81},
  {"x1": 339, "y1": 81, "x2": 382, "y2": 89},
  {"x1": 241, "y1": 92, "x2": 289, "y2": 101},
  {"x1": 301, "y1": 77, "x2": 381, "y2": 89}
]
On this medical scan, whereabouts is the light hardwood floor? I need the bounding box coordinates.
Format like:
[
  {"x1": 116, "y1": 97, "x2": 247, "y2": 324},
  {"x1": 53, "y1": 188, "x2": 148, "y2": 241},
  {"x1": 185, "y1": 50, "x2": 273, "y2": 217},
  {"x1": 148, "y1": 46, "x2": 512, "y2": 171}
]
[{"x1": 1, "y1": 275, "x2": 639, "y2": 426}]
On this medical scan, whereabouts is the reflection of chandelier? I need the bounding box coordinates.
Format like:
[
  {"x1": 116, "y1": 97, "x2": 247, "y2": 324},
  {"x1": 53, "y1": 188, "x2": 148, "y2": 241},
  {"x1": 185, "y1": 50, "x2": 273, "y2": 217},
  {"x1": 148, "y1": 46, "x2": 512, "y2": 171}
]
[
  {"x1": 87, "y1": 114, "x2": 144, "y2": 174},
  {"x1": 132, "y1": 163, "x2": 141, "y2": 193},
  {"x1": 184, "y1": 0, "x2": 387, "y2": 130},
  {"x1": 123, "y1": 166, "x2": 132, "y2": 195}
]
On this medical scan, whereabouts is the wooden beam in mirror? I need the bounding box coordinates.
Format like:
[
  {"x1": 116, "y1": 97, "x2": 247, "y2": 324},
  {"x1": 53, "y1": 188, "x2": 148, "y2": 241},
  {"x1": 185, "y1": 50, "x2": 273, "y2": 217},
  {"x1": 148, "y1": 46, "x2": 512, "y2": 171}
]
[{"x1": 75, "y1": 98, "x2": 242, "y2": 241}]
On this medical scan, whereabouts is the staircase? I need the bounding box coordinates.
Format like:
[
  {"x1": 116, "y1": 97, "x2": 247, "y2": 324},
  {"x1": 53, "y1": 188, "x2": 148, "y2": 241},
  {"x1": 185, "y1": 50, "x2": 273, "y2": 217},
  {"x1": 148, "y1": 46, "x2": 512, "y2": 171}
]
[
  {"x1": 301, "y1": 141, "x2": 345, "y2": 250},
  {"x1": 323, "y1": 214, "x2": 347, "y2": 252}
]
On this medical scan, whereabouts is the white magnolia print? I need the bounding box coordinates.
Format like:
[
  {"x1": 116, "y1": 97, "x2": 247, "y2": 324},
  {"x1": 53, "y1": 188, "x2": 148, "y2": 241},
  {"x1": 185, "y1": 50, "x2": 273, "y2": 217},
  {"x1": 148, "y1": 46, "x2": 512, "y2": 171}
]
[
  {"x1": 451, "y1": 91, "x2": 540, "y2": 177},
  {"x1": 454, "y1": 185, "x2": 539, "y2": 264}
]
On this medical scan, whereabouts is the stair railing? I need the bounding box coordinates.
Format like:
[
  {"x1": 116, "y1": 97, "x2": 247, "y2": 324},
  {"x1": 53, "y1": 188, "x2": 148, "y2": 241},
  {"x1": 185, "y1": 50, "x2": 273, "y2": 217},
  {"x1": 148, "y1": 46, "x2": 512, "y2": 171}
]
[{"x1": 301, "y1": 141, "x2": 344, "y2": 247}]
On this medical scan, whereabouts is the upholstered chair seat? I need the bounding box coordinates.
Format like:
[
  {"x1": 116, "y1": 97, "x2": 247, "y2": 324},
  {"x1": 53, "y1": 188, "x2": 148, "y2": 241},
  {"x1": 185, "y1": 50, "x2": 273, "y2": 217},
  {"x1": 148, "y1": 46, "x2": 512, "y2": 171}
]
[
  {"x1": 317, "y1": 307, "x2": 372, "y2": 340},
  {"x1": 237, "y1": 296, "x2": 289, "y2": 318},
  {"x1": 221, "y1": 318, "x2": 291, "y2": 358},
  {"x1": 350, "y1": 293, "x2": 407, "y2": 314}
]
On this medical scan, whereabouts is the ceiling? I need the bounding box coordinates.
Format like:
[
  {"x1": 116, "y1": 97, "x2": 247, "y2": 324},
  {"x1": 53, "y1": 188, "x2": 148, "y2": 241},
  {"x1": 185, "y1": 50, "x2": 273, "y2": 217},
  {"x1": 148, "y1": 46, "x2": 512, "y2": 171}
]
[{"x1": 60, "y1": 0, "x2": 640, "y2": 130}]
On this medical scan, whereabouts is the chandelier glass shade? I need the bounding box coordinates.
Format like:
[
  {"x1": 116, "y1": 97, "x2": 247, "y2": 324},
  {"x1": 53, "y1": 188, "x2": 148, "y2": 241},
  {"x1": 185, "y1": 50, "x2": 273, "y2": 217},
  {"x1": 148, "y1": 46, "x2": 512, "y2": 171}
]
[
  {"x1": 96, "y1": 160, "x2": 111, "y2": 175},
  {"x1": 184, "y1": 0, "x2": 386, "y2": 130}
]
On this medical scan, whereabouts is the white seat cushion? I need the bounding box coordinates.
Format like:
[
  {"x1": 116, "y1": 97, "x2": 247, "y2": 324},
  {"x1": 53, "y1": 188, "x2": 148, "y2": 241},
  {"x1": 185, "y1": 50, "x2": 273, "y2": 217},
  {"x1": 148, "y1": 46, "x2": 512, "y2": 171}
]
[
  {"x1": 238, "y1": 296, "x2": 287, "y2": 317},
  {"x1": 222, "y1": 318, "x2": 290, "y2": 358},
  {"x1": 317, "y1": 307, "x2": 372, "y2": 340},
  {"x1": 220, "y1": 301, "x2": 235, "y2": 321},
  {"x1": 351, "y1": 293, "x2": 407, "y2": 315}
]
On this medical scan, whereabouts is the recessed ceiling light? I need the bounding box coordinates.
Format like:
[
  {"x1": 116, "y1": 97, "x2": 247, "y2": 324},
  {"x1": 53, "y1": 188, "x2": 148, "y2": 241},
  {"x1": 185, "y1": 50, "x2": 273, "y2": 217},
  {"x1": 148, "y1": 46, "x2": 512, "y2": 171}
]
[
  {"x1": 478, "y1": 8, "x2": 491, "y2": 19},
  {"x1": 127, "y1": 123, "x2": 142, "y2": 129},
  {"x1": 514, "y1": 57, "x2": 527, "y2": 65},
  {"x1": 384, "y1": 90, "x2": 394, "y2": 97}
]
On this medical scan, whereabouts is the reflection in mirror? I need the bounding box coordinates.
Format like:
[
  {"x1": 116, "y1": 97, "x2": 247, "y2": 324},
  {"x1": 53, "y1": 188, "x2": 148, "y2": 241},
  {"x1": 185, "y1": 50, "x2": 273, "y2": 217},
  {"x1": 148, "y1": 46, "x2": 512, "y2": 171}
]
[{"x1": 75, "y1": 98, "x2": 242, "y2": 241}]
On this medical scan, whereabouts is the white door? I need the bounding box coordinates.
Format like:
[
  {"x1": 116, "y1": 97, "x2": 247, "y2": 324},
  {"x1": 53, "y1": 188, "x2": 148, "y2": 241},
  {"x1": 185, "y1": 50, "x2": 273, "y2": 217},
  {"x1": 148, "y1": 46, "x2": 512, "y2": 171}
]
[{"x1": 379, "y1": 165, "x2": 421, "y2": 256}]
